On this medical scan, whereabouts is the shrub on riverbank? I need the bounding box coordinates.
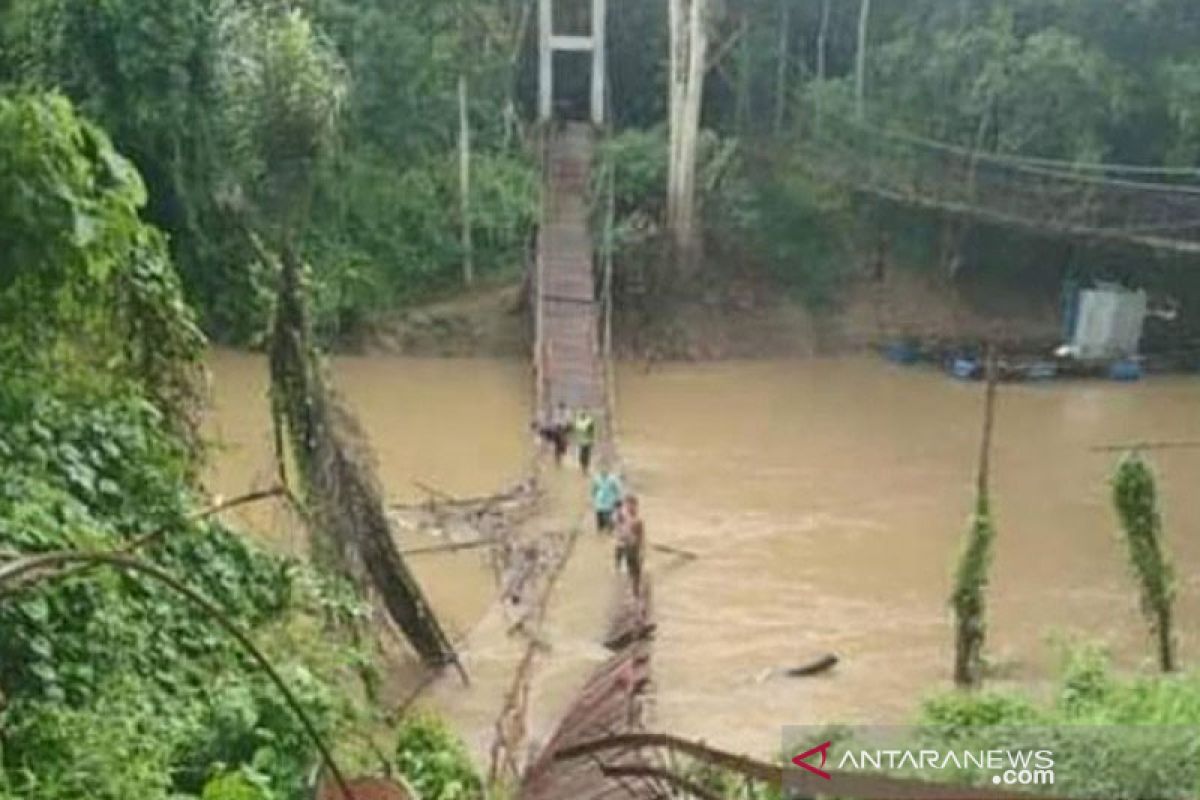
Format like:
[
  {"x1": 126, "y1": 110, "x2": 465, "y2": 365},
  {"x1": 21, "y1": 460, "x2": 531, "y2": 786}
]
[{"x1": 917, "y1": 646, "x2": 1200, "y2": 798}]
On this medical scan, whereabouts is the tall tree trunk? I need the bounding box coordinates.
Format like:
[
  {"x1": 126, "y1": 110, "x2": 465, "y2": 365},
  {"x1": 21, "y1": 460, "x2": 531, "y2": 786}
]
[
  {"x1": 736, "y1": 10, "x2": 752, "y2": 134},
  {"x1": 855, "y1": 0, "x2": 871, "y2": 119},
  {"x1": 667, "y1": 0, "x2": 685, "y2": 232},
  {"x1": 815, "y1": 0, "x2": 830, "y2": 131},
  {"x1": 667, "y1": 0, "x2": 709, "y2": 275},
  {"x1": 459, "y1": 72, "x2": 474, "y2": 286},
  {"x1": 774, "y1": 0, "x2": 790, "y2": 133}
]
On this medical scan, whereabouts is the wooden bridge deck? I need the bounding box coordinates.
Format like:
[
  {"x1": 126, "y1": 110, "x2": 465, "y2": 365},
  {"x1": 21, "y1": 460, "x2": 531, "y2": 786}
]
[
  {"x1": 536, "y1": 123, "x2": 606, "y2": 418},
  {"x1": 518, "y1": 123, "x2": 659, "y2": 800}
]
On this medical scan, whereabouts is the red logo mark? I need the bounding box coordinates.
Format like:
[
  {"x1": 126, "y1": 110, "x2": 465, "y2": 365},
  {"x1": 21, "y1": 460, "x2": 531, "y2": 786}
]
[{"x1": 792, "y1": 740, "x2": 833, "y2": 780}]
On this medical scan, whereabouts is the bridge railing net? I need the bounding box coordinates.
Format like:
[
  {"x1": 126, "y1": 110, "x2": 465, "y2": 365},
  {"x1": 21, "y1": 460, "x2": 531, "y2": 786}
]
[{"x1": 792, "y1": 106, "x2": 1200, "y2": 252}]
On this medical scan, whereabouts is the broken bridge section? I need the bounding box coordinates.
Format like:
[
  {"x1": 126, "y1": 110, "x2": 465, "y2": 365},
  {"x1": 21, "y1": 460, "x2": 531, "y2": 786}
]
[{"x1": 519, "y1": 123, "x2": 661, "y2": 799}]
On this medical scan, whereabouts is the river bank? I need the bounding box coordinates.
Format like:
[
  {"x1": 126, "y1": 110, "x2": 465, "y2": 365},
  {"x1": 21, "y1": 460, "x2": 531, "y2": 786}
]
[{"x1": 361, "y1": 267, "x2": 1060, "y2": 362}]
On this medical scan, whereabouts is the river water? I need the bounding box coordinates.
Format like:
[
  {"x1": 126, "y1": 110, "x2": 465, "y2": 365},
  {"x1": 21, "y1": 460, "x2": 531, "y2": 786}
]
[{"x1": 205, "y1": 350, "x2": 1200, "y2": 757}]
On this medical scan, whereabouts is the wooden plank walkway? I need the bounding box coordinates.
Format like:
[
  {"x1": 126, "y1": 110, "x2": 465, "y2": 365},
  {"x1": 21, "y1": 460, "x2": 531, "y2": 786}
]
[
  {"x1": 519, "y1": 123, "x2": 660, "y2": 799},
  {"x1": 536, "y1": 123, "x2": 606, "y2": 419}
]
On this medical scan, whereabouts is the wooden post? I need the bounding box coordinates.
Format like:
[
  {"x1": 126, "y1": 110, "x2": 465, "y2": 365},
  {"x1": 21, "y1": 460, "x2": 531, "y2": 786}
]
[
  {"x1": 539, "y1": 0, "x2": 553, "y2": 121},
  {"x1": 458, "y1": 72, "x2": 474, "y2": 286}
]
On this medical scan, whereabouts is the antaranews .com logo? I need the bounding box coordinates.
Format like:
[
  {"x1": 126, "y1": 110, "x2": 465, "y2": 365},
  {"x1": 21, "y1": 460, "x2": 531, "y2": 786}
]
[
  {"x1": 792, "y1": 738, "x2": 1054, "y2": 787},
  {"x1": 783, "y1": 724, "x2": 1200, "y2": 800}
]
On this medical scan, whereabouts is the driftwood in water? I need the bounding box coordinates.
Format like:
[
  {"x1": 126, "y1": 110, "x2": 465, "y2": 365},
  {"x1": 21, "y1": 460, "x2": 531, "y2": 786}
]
[
  {"x1": 649, "y1": 542, "x2": 698, "y2": 560},
  {"x1": 752, "y1": 653, "x2": 839, "y2": 683},
  {"x1": 269, "y1": 244, "x2": 461, "y2": 676},
  {"x1": 400, "y1": 538, "x2": 497, "y2": 557},
  {"x1": 783, "y1": 653, "x2": 838, "y2": 677}
]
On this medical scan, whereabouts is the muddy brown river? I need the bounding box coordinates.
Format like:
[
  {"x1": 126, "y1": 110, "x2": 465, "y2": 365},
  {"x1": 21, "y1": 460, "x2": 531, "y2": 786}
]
[{"x1": 205, "y1": 350, "x2": 1200, "y2": 757}]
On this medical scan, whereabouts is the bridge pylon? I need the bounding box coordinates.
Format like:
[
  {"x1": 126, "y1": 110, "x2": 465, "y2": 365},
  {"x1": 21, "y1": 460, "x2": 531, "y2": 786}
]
[{"x1": 538, "y1": 0, "x2": 606, "y2": 124}]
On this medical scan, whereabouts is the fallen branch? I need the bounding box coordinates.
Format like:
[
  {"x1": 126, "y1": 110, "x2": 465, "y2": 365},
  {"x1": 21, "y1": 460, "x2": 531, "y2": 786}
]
[
  {"x1": 0, "y1": 551, "x2": 356, "y2": 800},
  {"x1": 124, "y1": 486, "x2": 292, "y2": 553},
  {"x1": 398, "y1": 481, "x2": 533, "y2": 515},
  {"x1": 600, "y1": 765, "x2": 722, "y2": 800},
  {"x1": 649, "y1": 543, "x2": 698, "y2": 560},
  {"x1": 400, "y1": 538, "x2": 497, "y2": 557},
  {"x1": 0, "y1": 487, "x2": 292, "y2": 591},
  {"x1": 555, "y1": 732, "x2": 1061, "y2": 799}
]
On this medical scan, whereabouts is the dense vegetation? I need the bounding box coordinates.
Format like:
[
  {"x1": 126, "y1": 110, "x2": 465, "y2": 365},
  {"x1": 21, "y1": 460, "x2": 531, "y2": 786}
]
[
  {"x1": 604, "y1": 0, "x2": 1200, "y2": 314},
  {"x1": 5, "y1": 1, "x2": 1200, "y2": 797},
  {"x1": 5, "y1": 0, "x2": 1200, "y2": 341},
  {"x1": 0, "y1": 90, "x2": 483, "y2": 798},
  {"x1": 0, "y1": 0, "x2": 538, "y2": 343},
  {"x1": 917, "y1": 646, "x2": 1200, "y2": 798}
]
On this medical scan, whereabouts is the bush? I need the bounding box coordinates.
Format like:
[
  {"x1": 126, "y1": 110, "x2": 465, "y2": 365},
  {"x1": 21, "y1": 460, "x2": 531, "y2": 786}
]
[
  {"x1": 394, "y1": 714, "x2": 483, "y2": 800},
  {"x1": 915, "y1": 647, "x2": 1200, "y2": 798}
]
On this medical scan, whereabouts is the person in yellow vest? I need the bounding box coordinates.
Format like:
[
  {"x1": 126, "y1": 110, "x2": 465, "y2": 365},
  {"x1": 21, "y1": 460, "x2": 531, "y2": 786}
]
[{"x1": 574, "y1": 409, "x2": 596, "y2": 473}]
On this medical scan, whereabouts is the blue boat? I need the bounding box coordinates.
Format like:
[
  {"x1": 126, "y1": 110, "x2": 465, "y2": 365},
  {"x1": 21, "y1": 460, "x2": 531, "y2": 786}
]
[
  {"x1": 1108, "y1": 359, "x2": 1143, "y2": 381},
  {"x1": 883, "y1": 341, "x2": 920, "y2": 365},
  {"x1": 949, "y1": 357, "x2": 980, "y2": 380},
  {"x1": 1024, "y1": 361, "x2": 1058, "y2": 381}
]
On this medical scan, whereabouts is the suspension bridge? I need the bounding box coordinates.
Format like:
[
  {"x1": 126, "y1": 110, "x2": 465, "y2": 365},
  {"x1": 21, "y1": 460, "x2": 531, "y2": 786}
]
[{"x1": 795, "y1": 108, "x2": 1200, "y2": 257}]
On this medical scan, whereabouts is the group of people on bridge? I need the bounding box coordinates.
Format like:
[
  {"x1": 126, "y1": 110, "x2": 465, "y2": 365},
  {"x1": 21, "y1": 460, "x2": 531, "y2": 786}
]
[{"x1": 535, "y1": 402, "x2": 644, "y2": 596}]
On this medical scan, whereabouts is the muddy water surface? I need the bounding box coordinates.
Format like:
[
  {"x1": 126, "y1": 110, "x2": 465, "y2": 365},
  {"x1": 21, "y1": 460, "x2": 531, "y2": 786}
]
[
  {"x1": 204, "y1": 349, "x2": 530, "y2": 635},
  {"x1": 616, "y1": 358, "x2": 1200, "y2": 755},
  {"x1": 206, "y1": 351, "x2": 1200, "y2": 758}
]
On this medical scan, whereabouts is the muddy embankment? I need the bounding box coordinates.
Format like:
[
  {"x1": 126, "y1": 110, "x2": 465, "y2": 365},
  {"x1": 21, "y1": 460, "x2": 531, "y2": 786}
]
[{"x1": 364, "y1": 267, "x2": 1059, "y2": 362}]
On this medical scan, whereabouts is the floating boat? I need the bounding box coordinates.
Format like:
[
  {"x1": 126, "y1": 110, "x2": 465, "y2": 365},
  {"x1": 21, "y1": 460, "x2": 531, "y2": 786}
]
[{"x1": 1108, "y1": 359, "x2": 1143, "y2": 382}]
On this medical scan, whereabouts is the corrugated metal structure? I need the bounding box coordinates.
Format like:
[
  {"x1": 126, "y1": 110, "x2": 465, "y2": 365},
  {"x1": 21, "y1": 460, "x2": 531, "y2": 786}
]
[{"x1": 1068, "y1": 284, "x2": 1148, "y2": 360}]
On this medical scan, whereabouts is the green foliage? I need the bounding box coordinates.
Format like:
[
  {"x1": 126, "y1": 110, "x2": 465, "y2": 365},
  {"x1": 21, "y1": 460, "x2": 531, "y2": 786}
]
[
  {"x1": 393, "y1": 714, "x2": 483, "y2": 800},
  {"x1": 1, "y1": 0, "x2": 540, "y2": 342},
  {"x1": 202, "y1": 772, "x2": 271, "y2": 800},
  {"x1": 0, "y1": 92, "x2": 204, "y2": 439},
  {"x1": 214, "y1": 3, "x2": 347, "y2": 235},
  {"x1": 0, "y1": 91, "x2": 364, "y2": 798},
  {"x1": 0, "y1": 369, "x2": 332, "y2": 799},
  {"x1": 1112, "y1": 454, "x2": 1176, "y2": 672},
  {"x1": 917, "y1": 647, "x2": 1200, "y2": 799},
  {"x1": 741, "y1": 164, "x2": 853, "y2": 308},
  {"x1": 951, "y1": 495, "x2": 997, "y2": 687}
]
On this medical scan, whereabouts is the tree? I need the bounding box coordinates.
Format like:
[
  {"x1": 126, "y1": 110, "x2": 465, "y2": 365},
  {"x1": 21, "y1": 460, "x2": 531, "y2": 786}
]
[
  {"x1": 855, "y1": 0, "x2": 871, "y2": 118},
  {"x1": 1112, "y1": 454, "x2": 1176, "y2": 673},
  {"x1": 667, "y1": 0, "x2": 712, "y2": 274}
]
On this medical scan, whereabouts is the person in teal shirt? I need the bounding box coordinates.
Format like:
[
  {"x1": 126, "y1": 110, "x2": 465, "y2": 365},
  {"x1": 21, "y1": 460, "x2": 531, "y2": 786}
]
[{"x1": 590, "y1": 464, "x2": 623, "y2": 533}]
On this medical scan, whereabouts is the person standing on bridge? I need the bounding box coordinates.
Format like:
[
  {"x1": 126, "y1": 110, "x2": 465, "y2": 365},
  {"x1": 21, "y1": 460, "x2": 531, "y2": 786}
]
[
  {"x1": 615, "y1": 494, "x2": 645, "y2": 595},
  {"x1": 590, "y1": 463, "x2": 623, "y2": 534},
  {"x1": 574, "y1": 409, "x2": 597, "y2": 473},
  {"x1": 548, "y1": 401, "x2": 572, "y2": 465}
]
